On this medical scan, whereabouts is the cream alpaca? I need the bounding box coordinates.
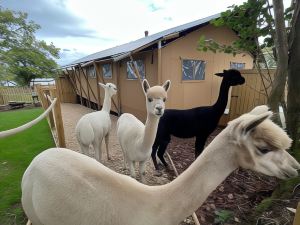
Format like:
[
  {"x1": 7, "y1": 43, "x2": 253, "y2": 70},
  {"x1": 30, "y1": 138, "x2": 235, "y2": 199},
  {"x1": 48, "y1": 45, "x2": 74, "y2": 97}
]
[
  {"x1": 22, "y1": 106, "x2": 300, "y2": 225},
  {"x1": 117, "y1": 79, "x2": 171, "y2": 183},
  {"x1": 75, "y1": 83, "x2": 117, "y2": 162}
]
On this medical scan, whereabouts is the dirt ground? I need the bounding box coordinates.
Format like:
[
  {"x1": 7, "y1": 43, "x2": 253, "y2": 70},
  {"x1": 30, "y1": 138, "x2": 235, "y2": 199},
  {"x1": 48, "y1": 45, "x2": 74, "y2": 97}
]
[
  {"x1": 61, "y1": 103, "x2": 172, "y2": 185},
  {"x1": 61, "y1": 103, "x2": 299, "y2": 225}
]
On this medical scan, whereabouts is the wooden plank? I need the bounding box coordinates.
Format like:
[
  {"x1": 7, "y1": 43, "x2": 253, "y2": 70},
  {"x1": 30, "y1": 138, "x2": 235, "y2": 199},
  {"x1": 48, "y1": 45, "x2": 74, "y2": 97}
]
[
  {"x1": 93, "y1": 61, "x2": 119, "y2": 113},
  {"x1": 79, "y1": 65, "x2": 91, "y2": 108},
  {"x1": 49, "y1": 89, "x2": 66, "y2": 148},
  {"x1": 93, "y1": 61, "x2": 102, "y2": 110},
  {"x1": 129, "y1": 55, "x2": 143, "y2": 84},
  {"x1": 72, "y1": 66, "x2": 86, "y2": 106},
  {"x1": 157, "y1": 40, "x2": 162, "y2": 85},
  {"x1": 79, "y1": 64, "x2": 98, "y2": 104},
  {"x1": 66, "y1": 69, "x2": 82, "y2": 104},
  {"x1": 116, "y1": 61, "x2": 122, "y2": 115}
]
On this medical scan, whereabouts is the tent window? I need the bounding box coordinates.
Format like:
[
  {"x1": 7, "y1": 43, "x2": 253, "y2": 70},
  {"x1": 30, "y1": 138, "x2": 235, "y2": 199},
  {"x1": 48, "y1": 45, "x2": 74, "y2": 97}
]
[
  {"x1": 127, "y1": 60, "x2": 145, "y2": 80},
  {"x1": 102, "y1": 64, "x2": 112, "y2": 79},
  {"x1": 230, "y1": 62, "x2": 245, "y2": 70},
  {"x1": 86, "y1": 65, "x2": 96, "y2": 78},
  {"x1": 182, "y1": 59, "x2": 206, "y2": 80}
]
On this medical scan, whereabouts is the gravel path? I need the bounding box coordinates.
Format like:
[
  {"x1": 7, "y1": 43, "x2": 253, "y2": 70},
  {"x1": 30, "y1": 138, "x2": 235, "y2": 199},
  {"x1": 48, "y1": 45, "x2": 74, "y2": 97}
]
[{"x1": 61, "y1": 103, "x2": 172, "y2": 185}]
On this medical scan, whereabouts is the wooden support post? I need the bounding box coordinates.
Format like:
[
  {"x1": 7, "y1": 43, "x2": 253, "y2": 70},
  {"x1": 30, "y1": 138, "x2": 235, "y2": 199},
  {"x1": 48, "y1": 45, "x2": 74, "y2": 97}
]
[
  {"x1": 63, "y1": 70, "x2": 79, "y2": 95},
  {"x1": 44, "y1": 90, "x2": 55, "y2": 129},
  {"x1": 36, "y1": 85, "x2": 45, "y2": 109},
  {"x1": 49, "y1": 89, "x2": 66, "y2": 148},
  {"x1": 157, "y1": 40, "x2": 162, "y2": 85},
  {"x1": 129, "y1": 54, "x2": 143, "y2": 85},
  {"x1": 79, "y1": 64, "x2": 98, "y2": 105},
  {"x1": 79, "y1": 65, "x2": 91, "y2": 108},
  {"x1": 72, "y1": 66, "x2": 86, "y2": 106},
  {"x1": 116, "y1": 61, "x2": 122, "y2": 115},
  {"x1": 93, "y1": 61, "x2": 102, "y2": 110},
  {"x1": 93, "y1": 61, "x2": 119, "y2": 113}
]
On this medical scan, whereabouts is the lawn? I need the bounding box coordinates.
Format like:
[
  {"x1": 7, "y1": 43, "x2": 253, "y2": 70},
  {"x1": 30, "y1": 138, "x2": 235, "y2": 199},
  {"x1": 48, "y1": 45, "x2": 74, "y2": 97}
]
[{"x1": 0, "y1": 107, "x2": 55, "y2": 225}]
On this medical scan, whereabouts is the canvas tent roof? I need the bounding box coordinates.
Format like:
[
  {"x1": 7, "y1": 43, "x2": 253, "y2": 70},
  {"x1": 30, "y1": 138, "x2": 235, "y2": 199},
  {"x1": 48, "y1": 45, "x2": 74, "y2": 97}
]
[{"x1": 64, "y1": 13, "x2": 220, "y2": 67}]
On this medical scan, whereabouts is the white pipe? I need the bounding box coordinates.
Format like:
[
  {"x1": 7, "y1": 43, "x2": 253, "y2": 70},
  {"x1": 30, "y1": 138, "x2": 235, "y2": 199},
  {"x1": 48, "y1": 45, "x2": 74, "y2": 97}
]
[{"x1": 0, "y1": 98, "x2": 57, "y2": 139}]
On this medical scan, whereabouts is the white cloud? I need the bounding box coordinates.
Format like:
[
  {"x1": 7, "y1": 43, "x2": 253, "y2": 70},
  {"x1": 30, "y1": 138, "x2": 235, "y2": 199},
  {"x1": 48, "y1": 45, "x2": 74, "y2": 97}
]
[{"x1": 2, "y1": 0, "x2": 293, "y2": 65}]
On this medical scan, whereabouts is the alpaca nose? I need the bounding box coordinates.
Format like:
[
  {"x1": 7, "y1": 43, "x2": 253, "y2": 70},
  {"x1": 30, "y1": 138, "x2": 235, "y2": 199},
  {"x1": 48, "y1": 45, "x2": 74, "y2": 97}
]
[{"x1": 156, "y1": 106, "x2": 162, "y2": 113}]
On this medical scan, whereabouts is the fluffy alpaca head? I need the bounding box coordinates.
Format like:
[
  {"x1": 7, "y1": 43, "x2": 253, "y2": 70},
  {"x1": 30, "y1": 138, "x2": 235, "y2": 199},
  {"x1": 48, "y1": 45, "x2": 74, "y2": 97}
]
[
  {"x1": 98, "y1": 82, "x2": 117, "y2": 97},
  {"x1": 225, "y1": 105, "x2": 300, "y2": 179},
  {"x1": 215, "y1": 69, "x2": 245, "y2": 86},
  {"x1": 142, "y1": 79, "x2": 171, "y2": 117}
]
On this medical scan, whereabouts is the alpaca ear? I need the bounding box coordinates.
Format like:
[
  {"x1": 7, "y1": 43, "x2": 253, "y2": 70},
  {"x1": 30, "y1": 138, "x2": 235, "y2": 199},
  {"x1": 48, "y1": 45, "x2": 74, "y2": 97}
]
[
  {"x1": 249, "y1": 105, "x2": 270, "y2": 115},
  {"x1": 215, "y1": 71, "x2": 224, "y2": 77},
  {"x1": 98, "y1": 82, "x2": 106, "y2": 89},
  {"x1": 243, "y1": 111, "x2": 273, "y2": 134},
  {"x1": 162, "y1": 80, "x2": 171, "y2": 92},
  {"x1": 142, "y1": 79, "x2": 150, "y2": 94}
]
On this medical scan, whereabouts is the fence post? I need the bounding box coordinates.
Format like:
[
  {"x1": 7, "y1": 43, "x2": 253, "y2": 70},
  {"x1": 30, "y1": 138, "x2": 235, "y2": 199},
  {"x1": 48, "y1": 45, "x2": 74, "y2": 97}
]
[
  {"x1": 44, "y1": 90, "x2": 55, "y2": 129},
  {"x1": 49, "y1": 88, "x2": 66, "y2": 148}
]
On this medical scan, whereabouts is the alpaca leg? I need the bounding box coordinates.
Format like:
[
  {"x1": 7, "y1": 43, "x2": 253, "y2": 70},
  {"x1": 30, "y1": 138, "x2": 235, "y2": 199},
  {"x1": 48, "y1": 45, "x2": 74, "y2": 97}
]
[
  {"x1": 151, "y1": 142, "x2": 160, "y2": 170},
  {"x1": 139, "y1": 161, "x2": 147, "y2": 183},
  {"x1": 79, "y1": 143, "x2": 90, "y2": 157},
  {"x1": 93, "y1": 139, "x2": 102, "y2": 162},
  {"x1": 104, "y1": 134, "x2": 111, "y2": 160},
  {"x1": 157, "y1": 140, "x2": 170, "y2": 168},
  {"x1": 195, "y1": 136, "x2": 206, "y2": 158},
  {"x1": 120, "y1": 146, "x2": 127, "y2": 170},
  {"x1": 128, "y1": 161, "x2": 136, "y2": 178}
]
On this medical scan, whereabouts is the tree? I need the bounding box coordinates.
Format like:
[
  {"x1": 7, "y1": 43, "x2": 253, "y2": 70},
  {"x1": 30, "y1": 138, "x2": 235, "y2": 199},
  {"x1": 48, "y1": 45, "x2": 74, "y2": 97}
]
[
  {"x1": 198, "y1": 0, "x2": 300, "y2": 152},
  {"x1": 287, "y1": 0, "x2": 300, "y2": 150},
  {"x1": 0, "y1": 7, "x2": 60, "y2": 86}
]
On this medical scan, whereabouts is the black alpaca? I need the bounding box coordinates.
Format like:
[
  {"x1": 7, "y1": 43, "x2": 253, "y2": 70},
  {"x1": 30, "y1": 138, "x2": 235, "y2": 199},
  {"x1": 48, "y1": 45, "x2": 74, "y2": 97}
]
[{"x1": 151, "y1": 69, "x2": 245, "y2": 170}]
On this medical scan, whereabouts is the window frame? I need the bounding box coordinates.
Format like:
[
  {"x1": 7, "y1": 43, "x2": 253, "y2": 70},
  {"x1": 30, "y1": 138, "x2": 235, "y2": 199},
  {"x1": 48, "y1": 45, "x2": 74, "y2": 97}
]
[
  {"x1": 126, "y1": 59, "x2": 146, "y2": 80},
  {"x1": 102, "y1": 63, "x2": 113, "y2": 79},
  {"x1": 86, "y1": 65, "x2": 96, "y2": 79},
  {"x1": 230, "y1": 62, "x2": 246, "y2": 70},
  {"x1": 181, "y1": 58, "x2": 206, "y2": 82}
]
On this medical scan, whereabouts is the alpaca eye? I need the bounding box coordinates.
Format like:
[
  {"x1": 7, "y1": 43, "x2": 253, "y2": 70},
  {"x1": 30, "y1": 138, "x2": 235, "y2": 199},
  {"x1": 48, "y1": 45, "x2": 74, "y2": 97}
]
[
  {"x1": 258, "y1": 148, "x2": 271, "y2": 154},
  {"x1": 163, "y1": 98, "x2": 166, "y2": 102},
  {"x1": 148, "y1": 98, "x2": 153, "y2": 102}
]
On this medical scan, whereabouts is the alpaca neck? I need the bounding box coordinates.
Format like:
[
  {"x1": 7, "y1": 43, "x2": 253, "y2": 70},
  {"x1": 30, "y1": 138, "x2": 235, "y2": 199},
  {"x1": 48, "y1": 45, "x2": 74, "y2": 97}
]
[
  {"x1": 101, "y1": 91, "x2": 111, "y2": 113},
  {"x1": 158, "y1": 131, "x2": 238, "y2": 223},
  {"x1": 213, "y1": 80, "x2": 230, "y2": 114},
  {"x1": 141, "y1": 113, "x2": 159, "y2": 150}
]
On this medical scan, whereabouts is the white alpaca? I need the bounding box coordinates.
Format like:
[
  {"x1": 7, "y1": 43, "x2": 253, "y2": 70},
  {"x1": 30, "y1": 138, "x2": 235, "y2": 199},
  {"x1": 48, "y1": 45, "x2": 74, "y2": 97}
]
[
  {"x1": 21, "y1": 106, "x2": 300, "y2": 225},
  {"x1": 117, "y1": 79, "x2": 171, "y2": 183},
  {"x1": 75, "y1": 82, "x2": 117, "y2": 162}
]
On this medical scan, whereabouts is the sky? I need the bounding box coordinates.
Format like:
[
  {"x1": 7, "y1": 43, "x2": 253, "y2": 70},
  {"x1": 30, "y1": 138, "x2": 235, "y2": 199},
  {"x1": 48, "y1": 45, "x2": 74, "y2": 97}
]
[{"x1": 1, "y1": 0, "x2": 291, "y2": 66}]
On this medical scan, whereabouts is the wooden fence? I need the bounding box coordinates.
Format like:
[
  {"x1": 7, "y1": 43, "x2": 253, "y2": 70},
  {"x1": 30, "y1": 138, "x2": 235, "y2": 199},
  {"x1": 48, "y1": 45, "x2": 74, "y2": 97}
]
[
  {"x1": 0, "y1": 86, "x2": 33, "y2": 105},
  {"x1": 36, "y1": 84, "x2": 66, "y2": 148},
  {"x1": 228, "y1": 69, "x2": 275, "y2": 121},
  {"x1": 56, "y1": 76, "x2": 77, "y2": 103}
]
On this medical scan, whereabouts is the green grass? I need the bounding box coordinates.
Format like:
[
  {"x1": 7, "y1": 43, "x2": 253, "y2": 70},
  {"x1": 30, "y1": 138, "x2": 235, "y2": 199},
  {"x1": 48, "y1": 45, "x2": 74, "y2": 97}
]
[{"x1": 0, "y1": 108, "x2": 55, "y2": 225}]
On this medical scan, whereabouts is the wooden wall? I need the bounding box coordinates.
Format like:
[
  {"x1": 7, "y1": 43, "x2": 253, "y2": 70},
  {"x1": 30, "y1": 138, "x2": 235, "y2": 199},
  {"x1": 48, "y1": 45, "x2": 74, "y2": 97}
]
[
  {"x1": 160, "y1": 24, "x2": 253, "y2": 111},
  {"x1": 118, "y1": 51, "x2": 158, "y2": 120},
  {"x1": 65, "y1": 24, "x2": 262, "y2": 124},
  {"x1": 228, "y1": 69, "x2": 275, "y2": 121},
  {"x1": 56, "y1": 76, "x2": 77, "y2": 103}
]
